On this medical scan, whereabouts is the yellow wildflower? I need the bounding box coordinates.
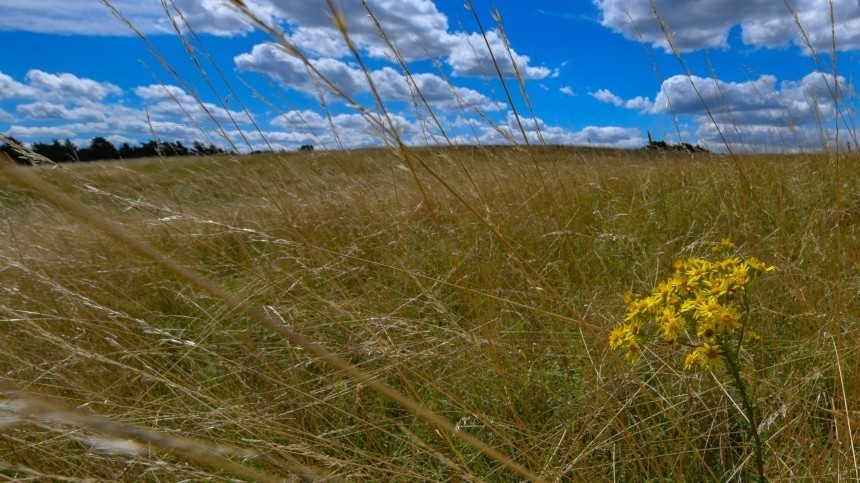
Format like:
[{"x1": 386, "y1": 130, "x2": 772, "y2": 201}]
[
  {"x1": 696, "y1": 319, "x2": 717, "y2": 340},
  {"x1": 703, "y1": 276, "x2": 732, "y2": 297},
  {"x1": 610, "y1": 242, "x2": 773, "y2": 370},
  {"x1": 730, "y1": 264, "x2": 750, "y2": 287},
  {"x1": 623, "y1": 290, "x2": 635, "y2": 305},
  {"x1": 651, "y1": 280, "x2": 674, "y2": 304},
  {"x1": 608, "y1": 325, "x2": 627, "y2": 350},
  {"x1": 684, "y1": 352, "x2": 697, "y2": 370},
  {"x1": 694, "y1": 296, "x2": 723, "y2": 321},
  {"x1": 625, "y1": 297, "x2": 653, "y2": 321},
  {"x1": 686, "y1": 259, "x2": 711, "y2": 284},
  {"x1": 668, "y1": 271, "x2": 691, "y2": 296},
  {"x1": 687, "y1": 343, "x2": 724, "y2": 371},
  {"x1": 659, "y1": 307, "x2": 685, "y2": 343},
  {"x1": 716, "y1": 305, "x2": 742, "y2": 332},
  {"x1": 747, "y1": 257, "x2": 775, "y2": 272},
  {"x1": 624, "y1": 338, "x2": 641, "y2": 363},
  {"x1": 745, "y1": 330, "x2": 762, "y2": 344}
]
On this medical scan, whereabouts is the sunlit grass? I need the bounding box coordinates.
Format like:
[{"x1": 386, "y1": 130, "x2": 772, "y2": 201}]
[
  {"x1": 2, "y1": 0, "x2": 860, "y2": 480},
  {"x1": 1, "y1": 145, "x2": 858, "y2": 480}
]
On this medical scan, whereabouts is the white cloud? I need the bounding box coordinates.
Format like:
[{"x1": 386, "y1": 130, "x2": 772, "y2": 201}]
[
  {"x1": 446, "y1": 30, "x2": 551, "y2": 79},
  {"x1": 275, "y1": 0, "x2": 459, "y2": 61},
  {"x1": 159, "y1": 0, "x2": 276, "y2": 36},
  {"x1": 594, "y1": 0, "x2": 860, "y2": 53},
  {"x1": 603, "y1": 71, "x2": 852, "y2": 151},
  {"x1": 0, "y1": 0, "x2": 276, "y2": 37},
  {"x1": 7, "y1": 124, "x2": 80, "y2": 139},
  {"x1": 16, "y1": 102, "x2": 105, "y2": 122},
  {"x1": 2, "y1": 0, "x2": 552, "y2": 89},
  {"x1": 648, "y1": 72, "x2": 846, "y2": 124},
  {"x1": 267, "y1": 109, "x2": 429, "y2": 149},
  {"x1": 623, "y1": 96, "x2": 652, "y2": 111},
  {"x1": 590, "y1": 88, "x2": 623, "y2": 106},
  {"x1": 25, "y1": 70, "x2": 122, "y2": 101},
  {"x1": 133, "y1": 84, "x2": 249, "y2": 125},
  {"x1": 235, "y1": 44, "x2": 500, "y2": 112},
  {"x1": 228, "y1": 1, "x2": 552, "y2": 80},
  {"x1": 590, "y1": 88, "x2": 653, "y2": 110},
  {"x1": 559, "y1": 86, "x2": 575, "y2": 96},
  {"x1": 568, "y1": 125, "x2": 645, "y2": 148},
  {"x1": 236, "y1": 44, "x2": 363, "y2": 96},
  {"x1": 0, "y1": 71, "x2": 37, "y2": 99},
  {"x1": 0, "y1": 1, "x2": 162, "y2": 36},
  {"x1": 0, "y1": 70, "x2": 230, "y2": 147},
  {"x1": 463, "y1": 111, "x2": 644, "y2": 148}
]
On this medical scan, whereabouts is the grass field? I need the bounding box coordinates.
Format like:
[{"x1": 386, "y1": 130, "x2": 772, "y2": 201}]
[
  {"x1": 2, "y1": 0, "x2": 860, "y2": 480},
  {"x1": 1, "y1": 144, "x2": 858, "y2": 480}
]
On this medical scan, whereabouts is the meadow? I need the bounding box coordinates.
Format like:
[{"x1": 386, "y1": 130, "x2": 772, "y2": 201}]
[
  {"x1": 1, "y1": 1, "x2": 860, "y2": 481},
  {"x1": 1, "y1": 144, "x2": 857, "y2": 481}
]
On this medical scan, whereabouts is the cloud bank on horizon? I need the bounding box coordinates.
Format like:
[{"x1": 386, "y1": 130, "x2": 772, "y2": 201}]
[{"x1": 0, "y1": 0, "x2": 857, "y2": 153}]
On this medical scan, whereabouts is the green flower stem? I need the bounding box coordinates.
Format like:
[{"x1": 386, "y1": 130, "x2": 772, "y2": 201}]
[{"x1": 721, "y1": 344, "x2": 766, "y2": 482}]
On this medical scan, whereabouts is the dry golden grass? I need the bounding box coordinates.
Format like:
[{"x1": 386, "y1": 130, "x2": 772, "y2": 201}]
[
  {"x1": 1, "y1": 145, "x2": 858, "y2": 480},
  {"x1": 2, "y1": 0, "x2": 860, "y2": 480}
]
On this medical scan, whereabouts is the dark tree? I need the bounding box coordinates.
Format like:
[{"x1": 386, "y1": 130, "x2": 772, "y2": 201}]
[
  {"x1": 77, "y1": 137, "x2": 119, "y2": 161},
  {"x1": 32, "y1": 139, "x2": 78, "y2": 163},
  {"x1": 163, "y1": 141, "x2": 189, "y2": 157},
  {"x1": 192, "y1": 141, "x2": 226, "y2": 155},
  {"x1": 138, "y1": 140, "x2": 162, "y2": 158},
  {"x1": 63, "y1": 139, "x2": 79, "y2": 161},
  {"x1": 118, "y1": 142, "x2": 136, "y2": 159}
]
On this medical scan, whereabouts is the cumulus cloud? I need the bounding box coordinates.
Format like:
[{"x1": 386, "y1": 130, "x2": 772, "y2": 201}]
[
  {"x1": 460, "y1": 111, "x2": 643, "y2": 148},
  {"x1": 0, "y1": 67, "x2": 442, "y2": 152},
  {"x1": 267, "y1": 108, "x2": 430, "y2": 150},
  {"x1": 590, "y1": 88, "x2": 653, "y2": 110},
  {"x1": 590, "y1": 88, "x2": 623, "y2": 106},
  {"x1": 25, "y1": 70, "x2": 122, "y2": 102},
  {"x1": 226, "y1": 1, "x2": 552, "y2": 80},
  {"x1": 0, "y1": 1, "x2": 162, "y2": 36},
  {"x1": 133, "y1": 84, "x2": 249, "y2": 125},
  {"x1": 235, "y1": 43, "x2": 500, "y2": 112},
  {"x1": 0, "y1": 71, "x2": 38, "y2": 99},
  {"x1": 6, "y1": 124, "x2": 81, "y2": 139},
  {"x1": 602, "y1": 71, "x2": 851, "y2": 151},
  {"x1": 0, "y1": 69, "x2": 240, "y2": 148},
  {"x1": 595, "y1": 0, "x2": 860, "y2": 53},
  {"x1": 158, "y1": 0, "x2": 277, "y2": 36},
  {"x1": 272, "y1": 0, "x2": 459, "y2": 60},
  {"x1": 16, "y1": 102, "x2": 106, "y2": 122},
  {"x1": 648, "y1": 72, "x2": 846, "y2": 124},
  {"x1": 2, "y1": 0, "x2": 552, "y2": 90},
  {"x1": 196, "y1": 0, "x2": 553, "y2": 80},
  {"x1": 446, "y1": 30, "x2": 552, "y2": 79},
  {"x1": 559, "y1": 86, "x2": 575, "y2": 96},
  {"x1": 0, "y1": 0, "x2": 276, "y2": 36}
]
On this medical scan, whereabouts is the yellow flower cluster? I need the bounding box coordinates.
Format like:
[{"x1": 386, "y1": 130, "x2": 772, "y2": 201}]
[{"x1": 610, "y1": 243, "x2": 774, "y2": 371}]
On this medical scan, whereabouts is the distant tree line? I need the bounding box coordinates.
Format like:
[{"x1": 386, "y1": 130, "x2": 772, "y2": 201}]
[
  {"x1": 1, "y1": 135, "x2": 227, "y2": 165},
  {"x1": 645, "y1": 131, "x2": 710, "y2": 154}
]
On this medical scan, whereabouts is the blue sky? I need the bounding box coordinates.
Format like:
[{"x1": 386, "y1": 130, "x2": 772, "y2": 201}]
[{"x1": 1, "y1": 0, "x2": 857, "y2": 153}]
